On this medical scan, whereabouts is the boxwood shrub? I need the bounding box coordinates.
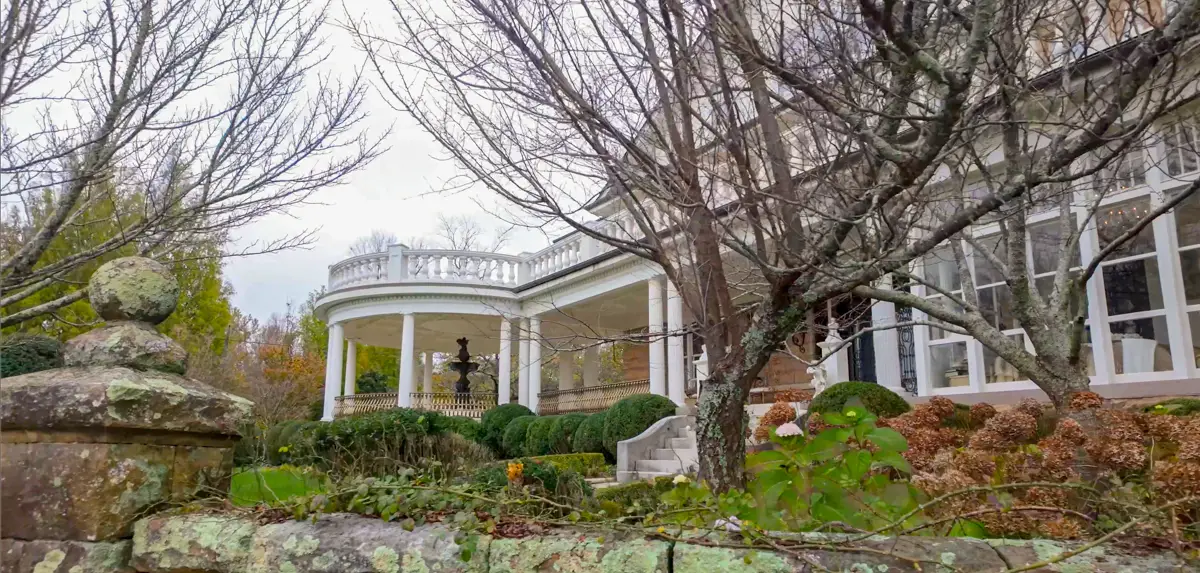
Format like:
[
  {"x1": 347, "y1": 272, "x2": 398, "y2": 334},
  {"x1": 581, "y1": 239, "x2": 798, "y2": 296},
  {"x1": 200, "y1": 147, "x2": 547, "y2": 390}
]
[
  {"x1": 524, "y1": 415, "x2": 559, "y2": 457},
  {"x1": 548, "y1": 413, "x2": 589, "y2": 454},
  {"x1": 571, "y1": 412, "x2": 610, "y2": 461},
  {"x1": 602, "y1": 393, "x2": 677, "y2": 457},
  {"x1": 436, "y1": 415, "x2": 485, "y2": 445},
  {"x1": 0, "y1": 334, "x2": 63, "y2": 377},
  {"x1": 1145, "y1": 397, "x2": 1200, "y2": 417},
  {"x1": 481, "y1": 403, "x2": 535, "y2": 454},
  {"x1": 808, "y1": 381, "x2": 911, "y2": 418},
  {"x1": 501, "y1": 415, "x2": 538, "y2": 458}
]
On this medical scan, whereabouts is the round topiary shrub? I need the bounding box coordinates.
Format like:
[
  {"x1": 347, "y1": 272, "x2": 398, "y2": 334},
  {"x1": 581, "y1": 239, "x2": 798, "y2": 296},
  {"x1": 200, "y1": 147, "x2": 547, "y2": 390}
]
[
  {"x1": 602, "y1": 393, "x2": 677, "y2": 457},
  {"x1": 524, "y1": 415, "x2": 559, "y2": 457},
  {"x1": 0, "y1": 333, "x2": 64, "y2": 377},
  {"x1": 548, "y1": 413, "x2": 589, "y2": 454},
  {"x1": 572, "y1": 412, "x2": 610, "y2": 461},
  {"x1": 437, "y1": 415, "x2": 485, "y2": 445},
  {"x1": 481, "y1": 403, "x2": 535, "y2": 454},
  {"x1": 808, "y1": 381, "x2": 911, "y2": 418},
  {"x1": 501, "y1": 415, "x2": 538, "y2": 458}
]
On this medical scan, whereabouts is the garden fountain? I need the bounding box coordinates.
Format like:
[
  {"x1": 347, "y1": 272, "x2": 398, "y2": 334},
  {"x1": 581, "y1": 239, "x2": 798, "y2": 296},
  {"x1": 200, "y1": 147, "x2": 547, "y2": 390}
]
[{"x1": 447, "y1": 337, "x2": 479, "y2": 394}]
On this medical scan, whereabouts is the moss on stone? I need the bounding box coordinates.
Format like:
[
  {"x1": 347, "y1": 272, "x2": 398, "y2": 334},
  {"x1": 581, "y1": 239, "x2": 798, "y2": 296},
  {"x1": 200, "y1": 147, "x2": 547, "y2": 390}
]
[{"x1": 371, "y1": 546, "x2": 400, "y2": 573}]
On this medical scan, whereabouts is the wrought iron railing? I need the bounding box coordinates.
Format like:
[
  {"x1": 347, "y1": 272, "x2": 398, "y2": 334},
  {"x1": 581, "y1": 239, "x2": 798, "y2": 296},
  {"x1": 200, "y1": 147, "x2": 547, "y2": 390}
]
[
  {"x1": 333, "y1": 392, "x2": 497, "y2": 419},
  {"x1": 536, "y1": 379, "x2": 651, "y2": 415},
  {"x1": 410, "y1": 392, "x2": 497, "y2": 419}
]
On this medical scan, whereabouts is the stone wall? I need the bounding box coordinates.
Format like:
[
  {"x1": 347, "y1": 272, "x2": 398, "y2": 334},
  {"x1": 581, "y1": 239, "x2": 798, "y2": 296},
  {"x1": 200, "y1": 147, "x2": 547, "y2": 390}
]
[{"x1": 111, "y1": 513, "x2": 1188, "y2": 573}]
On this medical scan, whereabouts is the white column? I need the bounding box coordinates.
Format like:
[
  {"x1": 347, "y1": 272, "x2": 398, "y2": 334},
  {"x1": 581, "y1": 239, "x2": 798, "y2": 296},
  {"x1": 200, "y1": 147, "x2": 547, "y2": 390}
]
[
  {"x1": 582, "y1": 345, "x2": 600, "y2": 386},
  {"x1": 559, "y1": 350, "x2": 576, "y2": 391},
  {"x1": 398, "y1": 313, "x2": 416, "y2": 407},
  {"x1": 343, "y1": 340, "x2": 357, "y2": 397},
  {"x1": 666, "y1": 280, "x2": 686, "y2": 405},
  {"x1": 648, "y1": 278, "x2": 667, "y2": 396},
  {"x1": 518, "y1": 319, "x2": 531, "y2": 406},
  {"x1": 529, "y1": 317, "x2": 542, "y2": 413},
  {"x1": 321, "y1": 323, "x2": 345, "y2": 421},
  {"x1": 422, "y1": 351, "x2": 434, "y2": 393},
  {"x1": 870, "y1": 278, "x2": 903, "y2": 390},
  {"x1": 499, "y1": 318, "x2": 512, "y2": 403}
]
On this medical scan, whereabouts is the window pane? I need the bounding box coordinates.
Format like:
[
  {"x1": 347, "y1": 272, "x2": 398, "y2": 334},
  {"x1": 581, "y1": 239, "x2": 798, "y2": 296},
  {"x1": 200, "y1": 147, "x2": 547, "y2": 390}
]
[
  {"x1": 1096, "y1": 198, "x2": 1156, "y2": 258},
  {"x1": 1103, "y1": 148, "x2": 1146, "y2": 193},
  {"x1": 972, "y1": 237, "x2": 1006, "y2": 285},
  {"x1": 984, "y1": 334, "x2": 1025, "y2": 383},
  {"x1": 1110, "y1": 316, "x2": 1173, "y2": 374},
  {"x1": 1165, "y1": 123, "x2": 1199, "y2": 177},
  {"x1": 978, "y1": 285, "x2": 1016, "y2": 330},
  {"x1": 1190, "y1": 311, "x2": 1200, "y2": 368},
  {"x1": 1035, "y1": 274, "x2": 1088, "y2": 316},
  {"x1": 1180, "y1": 249, "x2": 1200, "y2": 306},
  {"x1": 1103, "y1": 257, "x2": 1165, "y2": 316},
  {"x1": 1174, "y1": 191, "x2": 1200, "y2": 247},
  {"x1": 1029, "y1": 219, "x2": 1081, "y2": 274},
  {"x1": 926, "y1": 296, "x2": 962, "y2": 341},
  {"x1": 923, "y1": 246, "x2": 961, "y2": 292},
  {"x1": 929, "y1": 342, "x2": 969, "y2": 389}
]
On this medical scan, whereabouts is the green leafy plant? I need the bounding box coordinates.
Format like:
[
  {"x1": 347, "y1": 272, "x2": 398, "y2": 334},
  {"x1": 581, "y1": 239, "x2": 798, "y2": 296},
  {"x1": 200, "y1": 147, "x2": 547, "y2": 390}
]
[
  {"x1": 501, "y1": 415, "x2": 538, "y2": 458},
  {"x1": 1145, "y1": 397, "x2": 1200, "y2": 417},
  {"x1": 593, "y1": 476, "x2": 674, "y2": 517},
  {"x1": 661, "y1": 404, "x2": 923, "y2": 533},
  {"x1": 0, "y1": 333, "x2": 63, "y2": 377},
  {"x1": 355, "y1": 371, "x2": 392, "y2": 393},
  {"x1": 524, "y1": 415, "x2": 560, "y2": 456},
  {"x1": 602, "y1": 394, "x2": 677, "y2": 456},
  {"x1": 436, "y1": 415, "x2": 485, "y2": 445},
  {"x1": 480, "y1": 403, "x2": 535, "y2": 454},
  {"x1": 548, "y1": 413, "x2": 588, "y2": 454},
  {"x1": 468, "y1": 457, "x2": 592, "y2": 502},
  {"x1": 808, "y1": 382, "x2": 911, "y2": 418},
  {"x1": 571, "y1": 412, "x2": 610, "y2": 461}
]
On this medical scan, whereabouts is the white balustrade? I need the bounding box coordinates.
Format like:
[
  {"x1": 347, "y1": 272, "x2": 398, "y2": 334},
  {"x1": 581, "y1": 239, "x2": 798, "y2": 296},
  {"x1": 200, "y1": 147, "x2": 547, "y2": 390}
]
[{"x1": 327, "y1": 230, "x2": 615, "y2": 292}]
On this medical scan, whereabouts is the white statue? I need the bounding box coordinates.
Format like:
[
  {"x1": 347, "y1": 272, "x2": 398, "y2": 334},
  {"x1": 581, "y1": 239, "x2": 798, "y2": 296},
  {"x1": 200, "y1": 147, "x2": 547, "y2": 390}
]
[{"x1": 807, "y1": 363, "x2": 829, "y2": 397}]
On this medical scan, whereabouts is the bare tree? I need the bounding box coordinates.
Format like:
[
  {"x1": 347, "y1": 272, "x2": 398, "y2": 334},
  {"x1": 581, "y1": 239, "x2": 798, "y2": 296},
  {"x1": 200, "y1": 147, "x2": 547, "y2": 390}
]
[
  {"x1": 432, "y1": 213, "x2": 511, "y2": 252},
  {"x1": 352, "y1": 0, "x2": 1200, "y2": 489},
  {"x1": 348, "y1": 230, "x2": 400, "y2": 255},
  {"x1": 0, "y1": 0, "x2": 385, "y2": 328}
]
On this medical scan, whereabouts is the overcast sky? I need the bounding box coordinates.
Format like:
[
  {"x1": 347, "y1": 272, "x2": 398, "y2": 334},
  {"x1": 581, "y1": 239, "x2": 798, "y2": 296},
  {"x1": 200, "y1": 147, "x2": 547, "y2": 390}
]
[{"x1": 223, "y1": 7, "x2": 549, "y2": 321}]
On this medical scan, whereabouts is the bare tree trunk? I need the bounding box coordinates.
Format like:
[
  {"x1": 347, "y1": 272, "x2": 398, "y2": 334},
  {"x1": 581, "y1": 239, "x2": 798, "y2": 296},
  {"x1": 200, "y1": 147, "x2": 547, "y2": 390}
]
[{"x1": 696, "y1": 371, "x2": 752, "y2": 489}]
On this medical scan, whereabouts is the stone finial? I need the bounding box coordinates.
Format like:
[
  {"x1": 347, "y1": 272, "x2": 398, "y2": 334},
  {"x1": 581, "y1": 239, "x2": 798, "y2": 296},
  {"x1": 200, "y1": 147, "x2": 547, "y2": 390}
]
[
  {"x1": 88, "y1": 257, "x2": 180, "y2": 324},
  {"x1": 63, "y1": 257, "x2": 187, "y2": 373}
]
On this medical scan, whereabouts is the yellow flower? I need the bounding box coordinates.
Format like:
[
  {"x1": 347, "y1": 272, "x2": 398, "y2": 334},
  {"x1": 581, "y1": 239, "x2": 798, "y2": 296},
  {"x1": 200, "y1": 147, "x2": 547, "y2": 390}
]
[
  {"x1": 846, "y1": 410, "x2": 858, "y2": 418},
  {"x1": 656, "y1": 526, "x2": 666, "y2": 534},
  {"x1": 278, "y1": 446, "x2": 289, "y2": 453},
  {"x1": 506, "y1": 462, "x2": 524, "y2": 482},
  {"x1": 673, "y1": 474, "x2": 690, "y2": 485}
]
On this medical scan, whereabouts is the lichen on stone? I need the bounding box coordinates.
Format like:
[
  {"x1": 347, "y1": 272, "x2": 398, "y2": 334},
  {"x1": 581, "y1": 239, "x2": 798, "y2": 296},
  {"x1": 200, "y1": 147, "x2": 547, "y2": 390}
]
[{"x1": 372, "y1": 546, "x2": 400, "y2": 573}]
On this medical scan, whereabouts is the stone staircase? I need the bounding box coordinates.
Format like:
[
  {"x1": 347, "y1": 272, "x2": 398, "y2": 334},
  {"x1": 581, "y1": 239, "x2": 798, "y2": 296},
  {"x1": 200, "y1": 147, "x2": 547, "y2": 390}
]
[
  {"x1": 616, "y1": 416, "x2": 698, "y2": 483},
  {"x1": 585, "y1": 476, "x2": 619, "y2": 490}
]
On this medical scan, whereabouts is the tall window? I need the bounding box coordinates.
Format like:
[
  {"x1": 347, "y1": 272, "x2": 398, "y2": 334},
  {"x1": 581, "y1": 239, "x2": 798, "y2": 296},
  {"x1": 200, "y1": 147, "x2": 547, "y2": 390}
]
[
  {"x1": 922, "y1": 246, "x2": 969, "y2": 388},
  {"x1": 1104, "y1": 147, "x2": 1147, "y2": 193},
  {"x1": 1164, "y1": 121, "x2": 1200, "y2": 177},
  {"x1": 1097, "y1": 198, "x2": 1173, "y2": 373},
  {"x1": 1173, "y1": 191, "x2": 1200, "y2": 367},
  {"x1": 970, "y1": 237, "x2": 1024, "y2": 383}
]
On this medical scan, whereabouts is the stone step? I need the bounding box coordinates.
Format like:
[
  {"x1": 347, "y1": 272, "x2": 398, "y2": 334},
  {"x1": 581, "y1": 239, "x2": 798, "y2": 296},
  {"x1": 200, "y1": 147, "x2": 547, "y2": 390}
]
[
  {"x1": 589, "y1": 480, "x2": 619, "y2": 490},
  {"x1": 669, "y1": 437, "x2": 695, "y2": 450},
  {"x1": 651, "y1": 448, "x2": 698, "y2": 463},
  {"x1": 635, "y1": 458, "x2": 694, "y2": 474}
]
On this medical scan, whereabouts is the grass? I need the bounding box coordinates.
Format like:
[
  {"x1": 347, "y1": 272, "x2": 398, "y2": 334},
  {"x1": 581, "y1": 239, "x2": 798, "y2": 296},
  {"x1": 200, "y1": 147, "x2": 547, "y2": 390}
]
[{"x1": 229, "y1": 466, "x2": 325, "y2": 507}]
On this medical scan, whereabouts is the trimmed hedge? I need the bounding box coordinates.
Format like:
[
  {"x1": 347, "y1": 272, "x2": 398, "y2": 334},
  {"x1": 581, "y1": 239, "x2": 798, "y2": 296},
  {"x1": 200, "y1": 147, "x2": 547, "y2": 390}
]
[
  {"x1": 548, "y1": 413, "x2": 589, "y2": 454},
  {"x1": 593, "y1": 476, "x2": 675, "y2": 516},
  {"x1": 808, "y1": 382, "x2": 911, "y2": 418},
  {"x1": 437, "y1": 415, "x2": 485, "y2": 445},
  {"x1": 0, "y1": 334, "x2": 63, "y2": 377},
  {"x1": 602, "y1": 393, "x2": 677, "y2": 457},
  {"x1": 572, "y1": 412, "x2": 609, "y2": 461},
  {"x1": 501, "y1": 415, "x2": 538, "y2": 458},
  {"x1": 481, "y1": 403, "x2": 535, "y2": 454},
  {"x1": 528, "y1": 453, "x2": 607, "y2": 477},
  {"x1": 524, "y1": 416, "x2": 559, "y2": 457}
]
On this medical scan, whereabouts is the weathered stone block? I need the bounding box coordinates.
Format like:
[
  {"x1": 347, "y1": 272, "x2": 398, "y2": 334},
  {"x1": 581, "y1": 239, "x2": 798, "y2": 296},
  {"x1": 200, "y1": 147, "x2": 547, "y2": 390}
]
[
  {"x1": 488, "y1": 531, "x2": 668, "y2": 573},
  {"x1": 988, "y1": 538, "x2": 1192, "y2": 572},
  {"x1": 246, "y1": 514, "x2": 489, "y2": 573},
  {"x1": 0, "y1": 442, "x2": 175, "y2": 541},
  {"x1": 169, "y1": 446, "x2": 235, "y2": 501},
  {"x1": 1, "y1": 366, "x2": 251, "y2": 436},
  {"x1": 131, "y1": 514, "x2": 257, "y2": 573},
  {"x1": 0, "y1": 538, "x2": 132, "y2": 573},
  {"x1": 673, "y1": 534, "x2": 1008, "y2": 573},
  {"x1": 64, "y1": 323, "x2": 188, "y2": 375}
]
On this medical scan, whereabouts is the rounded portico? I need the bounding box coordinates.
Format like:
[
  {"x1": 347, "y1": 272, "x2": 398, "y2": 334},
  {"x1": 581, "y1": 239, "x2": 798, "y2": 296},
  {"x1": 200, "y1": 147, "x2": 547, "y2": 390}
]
[{"x1": 313, "y1": 236, "x2": 698, "y2": 421}]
